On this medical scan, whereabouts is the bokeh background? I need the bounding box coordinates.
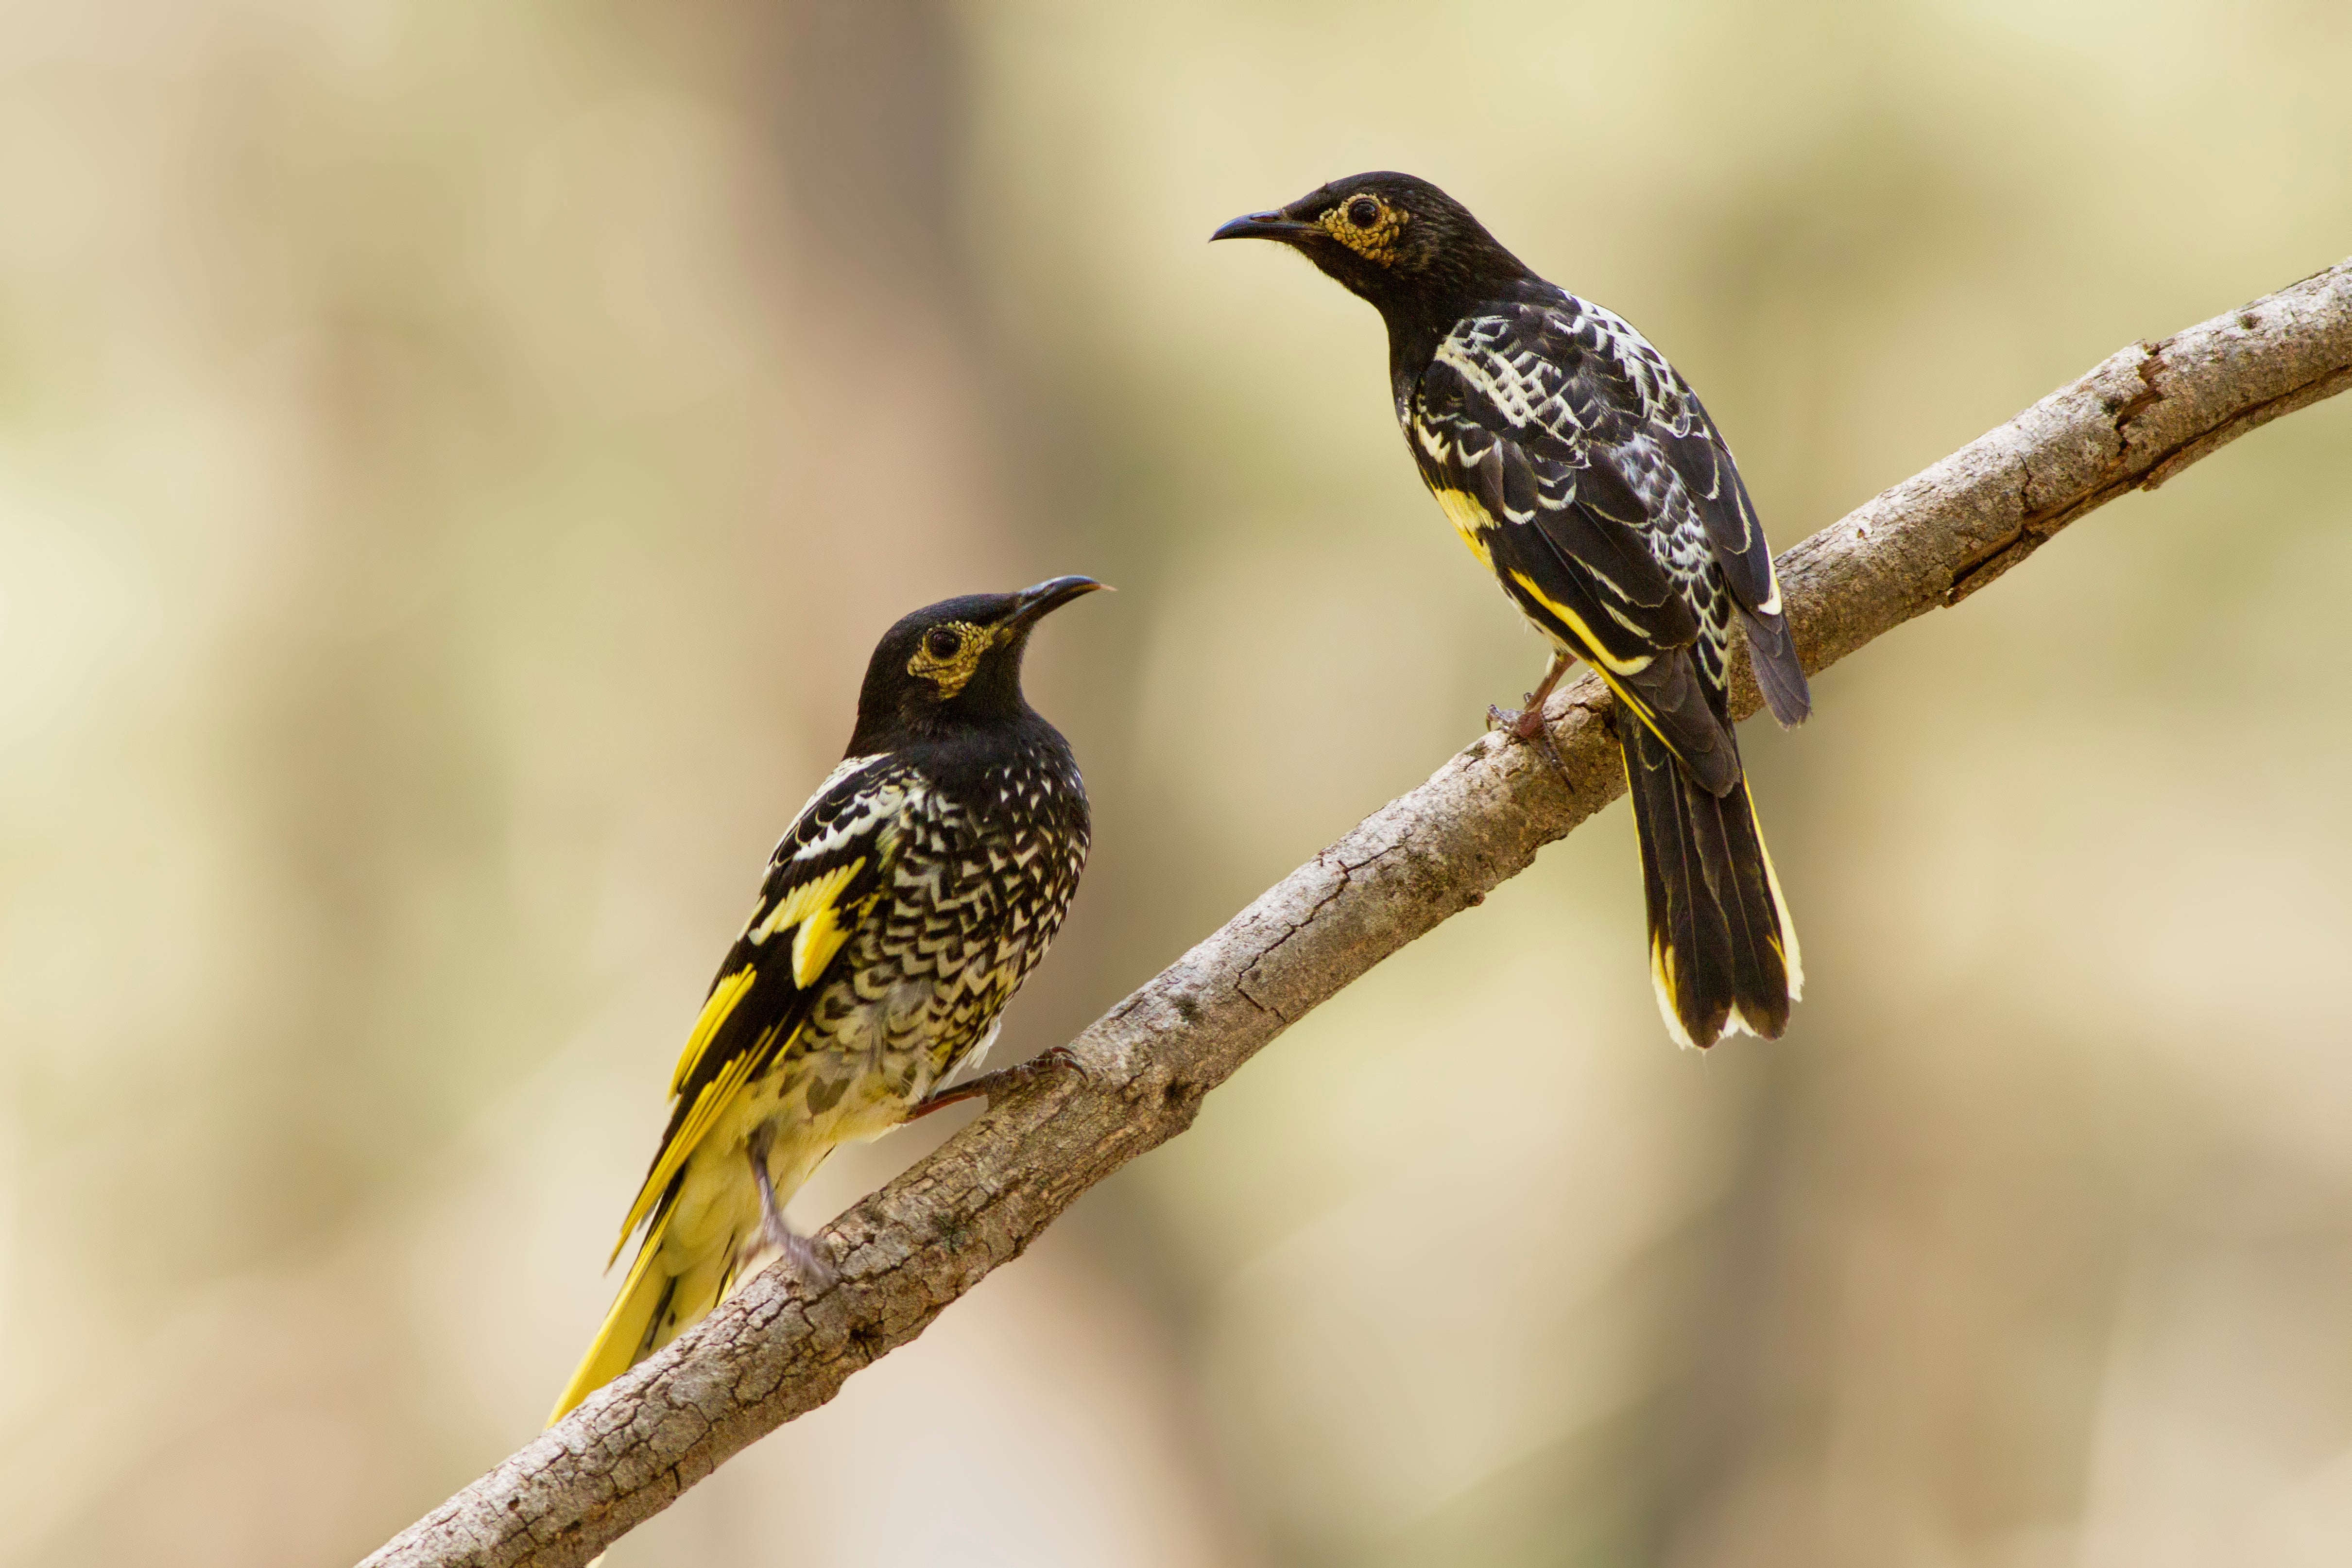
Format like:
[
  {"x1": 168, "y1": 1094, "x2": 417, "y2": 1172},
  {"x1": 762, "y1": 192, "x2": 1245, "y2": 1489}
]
[{"x1": 2, "y1": 1, "x2": 2349, "y2": 1564}]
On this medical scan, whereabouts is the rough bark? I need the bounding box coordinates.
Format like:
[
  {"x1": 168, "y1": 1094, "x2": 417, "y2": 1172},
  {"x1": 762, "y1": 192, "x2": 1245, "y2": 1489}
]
[{"x1": 362, "y1": 256, "x2": 2352, "y2": 1568}]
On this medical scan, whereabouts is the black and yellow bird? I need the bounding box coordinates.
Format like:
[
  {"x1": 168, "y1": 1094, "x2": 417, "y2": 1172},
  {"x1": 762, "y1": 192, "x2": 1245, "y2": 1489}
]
[
  {"x1": 549, "y1": 577, "x2": 1106, "y2": 1424},
  {"x1": 1214, "y1": 172, "x2": 1808, "y2": 1049}
]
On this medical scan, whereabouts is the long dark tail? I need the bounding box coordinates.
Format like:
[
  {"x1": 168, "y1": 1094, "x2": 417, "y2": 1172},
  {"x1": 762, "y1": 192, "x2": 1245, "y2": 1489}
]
[{"x1": 1621, "y1": 716, "x2": 1801, "y2": 1048}]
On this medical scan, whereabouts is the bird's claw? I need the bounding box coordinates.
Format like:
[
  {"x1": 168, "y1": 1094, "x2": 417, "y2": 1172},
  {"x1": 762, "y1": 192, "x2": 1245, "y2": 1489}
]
[
  {"x1": 1486, "y1": 697, "x2": 1548, "y2": 742},
  {"x1": 765, "y1": 1218, "x2": 838, "y2": 1291},
  {"x1": 745, "y1": 1124, "x2": 837, "y2": 1290},
  {"x1": 1023, "y1": 1044, "x2": 1083, "y2": 1081},
  {"x1": 1489, "y1": 700, "x2": 1571, "y2": 782}
]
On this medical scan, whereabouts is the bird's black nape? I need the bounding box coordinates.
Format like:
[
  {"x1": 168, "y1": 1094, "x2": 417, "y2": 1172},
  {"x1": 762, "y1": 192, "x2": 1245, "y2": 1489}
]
[
  {"x1": 1211, "y1": 171, "x2": 1536, "y2": 331},
  {"x1": 847, "y1": 576, "x2": 1108, "y2": 753}
]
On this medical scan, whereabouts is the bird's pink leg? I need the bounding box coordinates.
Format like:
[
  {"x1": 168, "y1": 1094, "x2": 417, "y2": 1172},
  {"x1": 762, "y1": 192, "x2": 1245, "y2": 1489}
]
[{"x1": 1488, "y1": 650, "x2": 1577, "y2": 779}]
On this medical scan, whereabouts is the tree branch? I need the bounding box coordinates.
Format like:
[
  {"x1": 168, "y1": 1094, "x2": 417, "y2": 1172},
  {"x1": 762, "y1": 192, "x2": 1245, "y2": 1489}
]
[{"x1": 363, "y1": 255, "x2": 2352, "y2": 1568}]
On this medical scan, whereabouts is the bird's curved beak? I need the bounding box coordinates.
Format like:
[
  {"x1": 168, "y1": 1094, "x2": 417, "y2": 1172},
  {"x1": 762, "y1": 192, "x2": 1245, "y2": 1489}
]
[
  {"x1": 1007, "y1": 575, "x2": 1112, "y2": 626},
  {"x1": 1210, "y1": 208, "x2": 1319, "y2": 243}
]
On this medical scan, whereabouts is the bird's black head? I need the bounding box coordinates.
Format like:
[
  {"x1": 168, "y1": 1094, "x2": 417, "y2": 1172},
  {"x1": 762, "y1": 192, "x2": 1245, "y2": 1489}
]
[
  {"x1": 1211, "y1": 172, "x2": 1534, "y2": 325},
  {"x1": 848, "y1": 576, "x2": 1108, "y2": 752}
]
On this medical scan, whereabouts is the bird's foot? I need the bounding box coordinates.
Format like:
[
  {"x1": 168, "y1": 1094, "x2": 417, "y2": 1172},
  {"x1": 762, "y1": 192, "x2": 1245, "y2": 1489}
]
[
  {"x1": 906, "y1": 1046, "x2": 1082, "y2": 1122},
  {"x1": 1489, "y1": 699, "x2": 1571, "y2": 782},
  {"x1": 1487, "y1": 698, "x2": 1547, "y2": 742},
  {"x1": 745, "y1": 1125, "x2": 837, "y2": 1290},
  {"x1": 739, "y1": 1220, "x2": 836, "y2": 1292},
  {"x1": 765, "y1": 1220, "x2": 838, "y2": 1291}
]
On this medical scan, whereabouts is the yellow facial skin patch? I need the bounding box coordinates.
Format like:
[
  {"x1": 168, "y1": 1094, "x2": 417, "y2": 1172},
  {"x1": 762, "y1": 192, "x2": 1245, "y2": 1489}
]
[
  {"x1": 1320, "y1": 191, "x2": 1412, "y2": 265},
  {"x1": 905, "y1": 620, "x2": 993, "y2": 697}
]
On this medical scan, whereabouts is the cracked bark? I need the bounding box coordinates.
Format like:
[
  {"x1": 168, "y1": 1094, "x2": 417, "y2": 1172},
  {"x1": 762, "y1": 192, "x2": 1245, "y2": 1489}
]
[{"x1": 362, "y1": 254, "x2": 2352, "y2": 1568}]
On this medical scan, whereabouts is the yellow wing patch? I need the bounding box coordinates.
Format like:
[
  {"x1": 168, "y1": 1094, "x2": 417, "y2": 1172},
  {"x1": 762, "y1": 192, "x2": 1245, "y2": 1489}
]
[
  {"x1": 1433, "y1": 488, "x2": 1680, "y2": 755},
  {"x1": 789, "y1": 893, "x2": 854, "y2": 988},
  {"x1": 748, "y1": 858, "x2": 866, "y2": 987},
  {"x1": 1430, "y1": 487, "x2": 1495, "y2": 568},
  {"x1": 614, "y1": 1025, "x2": 778, "y2": 1263},
  {"x1": 750, "y1": 858, "x2": 860, "y2": 946},
  {"x1": 669, "y1": 965, "x2": 757, "y2": 1097},
  {"x1": 1505, "y1": 569, "x2": 1655, "y2": 677}
]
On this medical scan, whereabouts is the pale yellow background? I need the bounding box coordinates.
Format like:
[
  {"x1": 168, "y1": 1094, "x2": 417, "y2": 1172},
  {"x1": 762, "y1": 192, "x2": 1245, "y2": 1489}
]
[{"x1": 1, "y1": 2, "x2": 2349, "y2": 1565}]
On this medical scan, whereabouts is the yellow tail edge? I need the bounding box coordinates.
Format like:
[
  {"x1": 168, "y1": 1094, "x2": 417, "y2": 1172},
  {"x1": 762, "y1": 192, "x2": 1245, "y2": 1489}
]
[{"x1": 548, "y1": 1228, "x2": 670, "y2": 1427}]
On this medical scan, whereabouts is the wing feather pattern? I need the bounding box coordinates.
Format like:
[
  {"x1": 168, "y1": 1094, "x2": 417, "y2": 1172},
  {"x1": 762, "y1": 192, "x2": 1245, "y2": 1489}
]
[
  {"x1": 1409, "y1": 295, "x2": 1810, "y2": 776},
  {"x1": 610, "y1": 755, "x2": 914, "y2": 1264}
]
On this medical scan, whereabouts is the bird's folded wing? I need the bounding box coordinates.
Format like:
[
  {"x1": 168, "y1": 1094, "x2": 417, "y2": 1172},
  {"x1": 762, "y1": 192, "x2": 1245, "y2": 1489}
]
[
  {"x1": 609, "y1": 759, "x2": 915, "y2": 1261},
  {"x1": 1417, "y1": 307, "x2": 1752, "y2": 786},
  {"x1": 1414, "y1": 321, "x2": 1699, "y2": 672},
  {"x1": 1651, "y1": 380, "x2": 1783, "y2": 619},
  {"x1": 1529, "y1": 296, "x2": 1785, "y2": 623}
]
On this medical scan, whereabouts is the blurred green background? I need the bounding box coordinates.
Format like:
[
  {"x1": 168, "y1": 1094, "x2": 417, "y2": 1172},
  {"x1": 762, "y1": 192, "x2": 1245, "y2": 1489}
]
[{"x1": 2, "y1": 1, "x2": 2349, "y2": 1564}]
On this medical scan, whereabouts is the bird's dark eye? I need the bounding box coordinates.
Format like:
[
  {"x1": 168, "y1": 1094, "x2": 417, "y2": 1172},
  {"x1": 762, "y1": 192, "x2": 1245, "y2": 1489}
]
[
  {"x1": 924, "y1": 627, "x2": 963, "y2": 660},
  {"x1": 1346, "y1": 196, "x2": 1380, "y2": 227}
]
